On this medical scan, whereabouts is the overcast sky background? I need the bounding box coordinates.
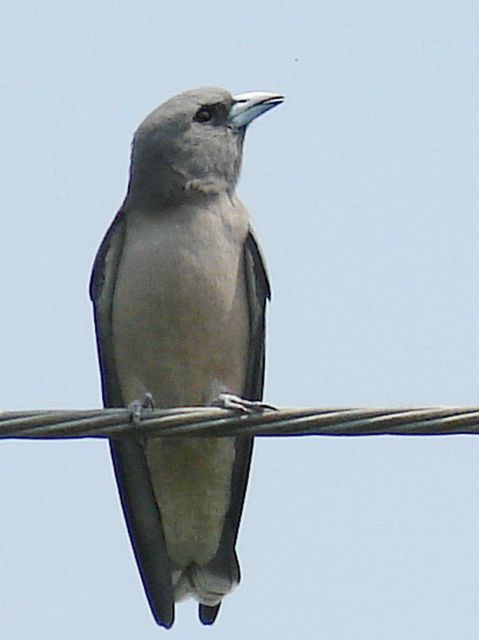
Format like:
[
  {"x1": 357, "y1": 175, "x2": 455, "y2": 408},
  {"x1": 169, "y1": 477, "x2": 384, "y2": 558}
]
[{"x1": 2, "y1": 1, "x2": 479, "y2": 638}]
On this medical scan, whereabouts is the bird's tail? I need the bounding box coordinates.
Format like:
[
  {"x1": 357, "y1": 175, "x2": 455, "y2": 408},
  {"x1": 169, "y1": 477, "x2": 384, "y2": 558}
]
[{"x1": 173, "y1": 547, "x2": 240, "y2": 625}]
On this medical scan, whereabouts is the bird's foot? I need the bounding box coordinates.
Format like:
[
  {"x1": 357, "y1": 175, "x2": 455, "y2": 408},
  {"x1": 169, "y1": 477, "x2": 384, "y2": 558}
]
[
  {"x1": 212, "y1": 392, "x2": 276, "y2": 414},
  {"x1": 128, "y1": 392, "x2": 155, "y2": 424}
]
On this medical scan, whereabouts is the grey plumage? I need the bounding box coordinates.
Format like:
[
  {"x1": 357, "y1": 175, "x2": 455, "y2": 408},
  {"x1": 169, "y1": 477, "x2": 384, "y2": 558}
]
[{"x1": 90, "y1": 87, "x2": 282, "y2": 628}]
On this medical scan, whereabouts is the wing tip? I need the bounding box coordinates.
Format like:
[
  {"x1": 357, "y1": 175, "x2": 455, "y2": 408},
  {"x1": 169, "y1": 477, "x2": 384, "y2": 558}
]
[
  {"x1": 150, "y1": 599, "x2": 175, "y2": 629},
  {"x1": 156, "y1": 616, "x2": 174, "y2": 630}
]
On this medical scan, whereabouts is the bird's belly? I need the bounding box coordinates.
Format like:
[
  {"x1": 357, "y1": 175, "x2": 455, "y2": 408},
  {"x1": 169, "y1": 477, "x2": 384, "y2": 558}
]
[
  {"x1": 145, "y1": 436, "x2": 237, "y2": 568},
  {"x1": 111, "y1": 207, "x2": 249, "y2": 567}
]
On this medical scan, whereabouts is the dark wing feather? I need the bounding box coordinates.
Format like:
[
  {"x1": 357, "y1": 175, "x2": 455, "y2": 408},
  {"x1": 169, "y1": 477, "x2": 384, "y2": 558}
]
[
  {"x1": 199, "y1": 228, "x2": 270, "y2": 624},
  {"x1": 242, "y1": 229, "x2": 271, "y2": 401},
  {"x1": 229, "y1": 229, "x2": 270, "y2": 534},
  {"x1": 90, "y1": 211, "x2": 126, "y2": 408},
  {"x1": 90, "y1": 212, "x2": 175, "y2": 629}
]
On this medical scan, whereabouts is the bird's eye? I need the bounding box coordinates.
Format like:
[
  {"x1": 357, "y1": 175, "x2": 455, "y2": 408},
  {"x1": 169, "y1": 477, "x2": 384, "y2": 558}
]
[{"x1": 194, "y1": 107, "x2": 213, "y2": 123}]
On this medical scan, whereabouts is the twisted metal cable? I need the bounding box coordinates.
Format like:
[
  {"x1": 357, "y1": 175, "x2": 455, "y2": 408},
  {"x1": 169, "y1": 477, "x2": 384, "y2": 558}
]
[{"x1": 1, "y1": 406, "x2": 479, "y2": 439}]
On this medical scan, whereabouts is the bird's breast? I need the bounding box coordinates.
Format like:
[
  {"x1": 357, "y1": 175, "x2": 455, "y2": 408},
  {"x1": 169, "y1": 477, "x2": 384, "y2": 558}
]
[{"x1": 112, "y1": 198, "x2": 250, "y2": 407}]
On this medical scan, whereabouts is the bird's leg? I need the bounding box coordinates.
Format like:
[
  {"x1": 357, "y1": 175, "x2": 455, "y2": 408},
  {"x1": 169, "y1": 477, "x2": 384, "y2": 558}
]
[{"x1": 128, "y1": 392, "x2": 155, "y2": 424}]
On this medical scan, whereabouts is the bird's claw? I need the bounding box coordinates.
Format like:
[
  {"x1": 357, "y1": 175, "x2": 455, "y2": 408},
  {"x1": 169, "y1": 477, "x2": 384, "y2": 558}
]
[
  {"x1": 213, "y1": 392, "x2": 276, "y2": 414},
  {"x1": 128, "y1": 392, "x2": 155, "y2": 424}
]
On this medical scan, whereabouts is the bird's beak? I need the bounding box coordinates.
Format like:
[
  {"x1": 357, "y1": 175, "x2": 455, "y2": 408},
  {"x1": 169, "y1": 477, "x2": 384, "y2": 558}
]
[{"x1": 229, "y1": 91, "x2": 284, "y2": 128}]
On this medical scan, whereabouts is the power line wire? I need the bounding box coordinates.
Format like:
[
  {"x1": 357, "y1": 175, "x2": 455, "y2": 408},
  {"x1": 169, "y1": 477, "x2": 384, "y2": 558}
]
[{"x1": 1, "y1": 406, "x2": 479, "y2": 439}]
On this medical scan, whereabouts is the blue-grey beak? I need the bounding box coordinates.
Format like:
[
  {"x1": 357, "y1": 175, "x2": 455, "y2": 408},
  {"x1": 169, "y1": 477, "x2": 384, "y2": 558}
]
[{"x1": 229, "y1": 91, "x2": 284, "y2": 127}]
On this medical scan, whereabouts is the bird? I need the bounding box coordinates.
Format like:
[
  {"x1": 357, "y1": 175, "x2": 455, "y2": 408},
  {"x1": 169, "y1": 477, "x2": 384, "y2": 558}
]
[{"x1": 90, "y1": 86, "x2": 283, "y2": 628}]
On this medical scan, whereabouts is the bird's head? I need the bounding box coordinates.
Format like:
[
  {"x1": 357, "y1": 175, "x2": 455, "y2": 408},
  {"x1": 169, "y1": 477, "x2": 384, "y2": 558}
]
[{"x1": 126, "y1": 87, "x2": 283, "y2": 208}]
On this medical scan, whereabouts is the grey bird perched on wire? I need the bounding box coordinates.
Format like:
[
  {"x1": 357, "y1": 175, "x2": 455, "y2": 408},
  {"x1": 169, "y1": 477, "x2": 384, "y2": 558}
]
[{"x1": 90, "y1": 87, "x2": 283, "y2": 628}]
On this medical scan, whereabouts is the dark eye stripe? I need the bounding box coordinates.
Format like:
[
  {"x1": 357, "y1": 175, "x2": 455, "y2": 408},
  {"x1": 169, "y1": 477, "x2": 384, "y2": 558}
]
[
  {"x1": 193, "y1": 102, "x2": 230, "y2": 125},
  {"x1": 194, "y1": 107, "x2": 212, "y2": 123}
]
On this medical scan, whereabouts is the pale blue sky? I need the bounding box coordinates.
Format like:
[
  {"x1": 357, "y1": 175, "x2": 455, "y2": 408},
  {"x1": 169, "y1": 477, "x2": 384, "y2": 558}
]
[{"x1": 2, "y1": 1, "x2": 479, "y2": 638}]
